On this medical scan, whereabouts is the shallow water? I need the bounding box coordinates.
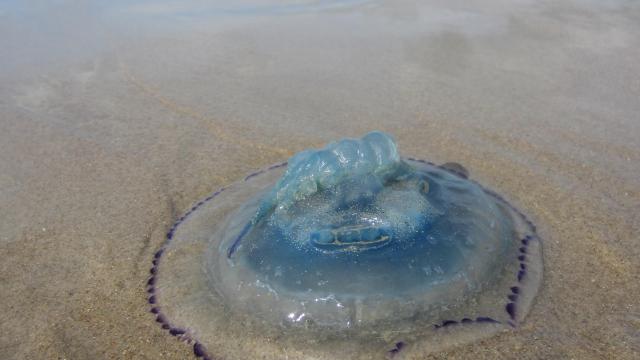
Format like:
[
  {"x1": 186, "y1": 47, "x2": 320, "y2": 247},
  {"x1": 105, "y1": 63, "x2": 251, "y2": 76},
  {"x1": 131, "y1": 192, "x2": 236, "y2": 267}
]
[{"x1": 1, "y1": 0, "x2": 639, "y2": 359}]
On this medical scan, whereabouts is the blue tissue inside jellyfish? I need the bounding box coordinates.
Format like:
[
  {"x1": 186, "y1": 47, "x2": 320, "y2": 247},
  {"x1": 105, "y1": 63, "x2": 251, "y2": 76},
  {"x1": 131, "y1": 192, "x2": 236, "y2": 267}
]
[{"x1": 223, "y1": 132, "x2": 514, "y2": 298}]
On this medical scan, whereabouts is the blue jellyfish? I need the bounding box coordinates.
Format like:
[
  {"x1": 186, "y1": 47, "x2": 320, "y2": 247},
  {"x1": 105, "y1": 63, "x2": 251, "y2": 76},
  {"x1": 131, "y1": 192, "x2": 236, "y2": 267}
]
[{"x1": 148, "y1": 132, "x2": 542, "y2": 360}]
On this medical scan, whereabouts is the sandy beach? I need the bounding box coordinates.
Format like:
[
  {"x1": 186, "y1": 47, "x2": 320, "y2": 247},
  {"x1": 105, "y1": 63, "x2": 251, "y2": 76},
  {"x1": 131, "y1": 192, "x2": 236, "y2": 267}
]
[{"x1": 1, "y1": 1, "x2": 638, "y2": 359}]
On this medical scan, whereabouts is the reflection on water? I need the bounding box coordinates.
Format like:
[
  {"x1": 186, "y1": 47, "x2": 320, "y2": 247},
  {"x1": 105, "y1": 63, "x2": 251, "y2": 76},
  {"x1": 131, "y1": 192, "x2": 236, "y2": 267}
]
[
  {"x1": 2, "y1": 0, "x2": 638, "y2": 168},
  {"x1": 0, "y1": 0, "x2": 521, "y2": 77},
  {"x1": 122, "y1": 0, "x2": 376, "y2": 16},
  {"x1": 0, "y1": 0, "x2": 376, "y2": 77}
]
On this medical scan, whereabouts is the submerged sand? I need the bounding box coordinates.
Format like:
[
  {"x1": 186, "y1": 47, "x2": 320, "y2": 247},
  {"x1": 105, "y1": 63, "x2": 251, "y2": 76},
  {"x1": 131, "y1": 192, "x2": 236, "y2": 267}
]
[{"x1": 0, "y1": 1, "x2": 638, "y2": 359}]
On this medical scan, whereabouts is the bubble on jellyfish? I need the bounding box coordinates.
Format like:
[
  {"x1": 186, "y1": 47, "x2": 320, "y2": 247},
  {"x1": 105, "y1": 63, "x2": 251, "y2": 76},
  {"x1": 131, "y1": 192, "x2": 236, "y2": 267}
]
[{"x1": 147, "y1": 131, "x2": 542, "y2": 359}]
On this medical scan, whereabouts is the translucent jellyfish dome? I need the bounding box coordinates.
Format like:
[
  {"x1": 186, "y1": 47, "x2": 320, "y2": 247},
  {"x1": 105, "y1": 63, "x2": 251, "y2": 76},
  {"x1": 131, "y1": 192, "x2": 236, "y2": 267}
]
[{"x1": 149, "y1": 132, "x2": 542, "y2": 360}]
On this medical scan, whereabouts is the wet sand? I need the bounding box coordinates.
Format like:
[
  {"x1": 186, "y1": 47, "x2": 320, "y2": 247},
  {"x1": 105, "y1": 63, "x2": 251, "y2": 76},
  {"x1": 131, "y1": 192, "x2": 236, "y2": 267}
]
[{"x1": 1, "y1": 1, "x2": 638, "y2": 359}]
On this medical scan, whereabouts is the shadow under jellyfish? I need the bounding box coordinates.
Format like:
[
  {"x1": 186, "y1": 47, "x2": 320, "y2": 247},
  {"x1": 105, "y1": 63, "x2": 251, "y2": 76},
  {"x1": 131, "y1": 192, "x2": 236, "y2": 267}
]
[{"x1": 148, "y1": 132, "x2": 542, "y2": 359}]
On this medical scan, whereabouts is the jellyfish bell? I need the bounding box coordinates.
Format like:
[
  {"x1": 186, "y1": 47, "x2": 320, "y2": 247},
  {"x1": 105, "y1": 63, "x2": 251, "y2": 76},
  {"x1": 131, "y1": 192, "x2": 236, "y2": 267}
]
[{"x1": 150, "y1": 132, "x2": 542, "y2": 359}]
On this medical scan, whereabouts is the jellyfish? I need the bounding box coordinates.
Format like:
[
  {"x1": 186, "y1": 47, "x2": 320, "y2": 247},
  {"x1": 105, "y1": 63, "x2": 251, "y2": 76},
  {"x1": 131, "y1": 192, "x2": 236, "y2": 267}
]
[{"x1": 148, "y1": 132, "x2": 542, "y2": 359}]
